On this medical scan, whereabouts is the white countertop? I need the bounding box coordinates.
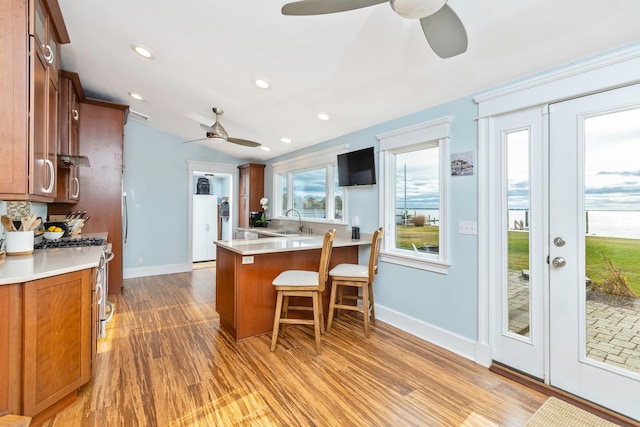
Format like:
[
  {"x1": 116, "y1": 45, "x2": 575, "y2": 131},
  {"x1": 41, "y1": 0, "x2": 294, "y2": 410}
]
[
  {"x1": 215, "y1": 233, "x2": 372, "y2": 255},
  {"x1": 0, "y1": 232, "x2": 108, "y2": 285}
]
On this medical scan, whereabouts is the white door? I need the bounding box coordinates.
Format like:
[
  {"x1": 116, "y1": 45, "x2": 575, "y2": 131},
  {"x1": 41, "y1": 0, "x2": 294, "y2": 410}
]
[
  {"x1": 490, "y1": 107, "x2": 546, "y2": 379},
  {"x1": 549, "y1": 84, "x2": 640, "y2": 420}
]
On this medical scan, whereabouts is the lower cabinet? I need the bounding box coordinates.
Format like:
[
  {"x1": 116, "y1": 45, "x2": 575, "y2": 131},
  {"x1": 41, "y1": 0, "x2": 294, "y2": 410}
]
[
  {"x1": 0, "y1": 284, "x2": 21, "y2": 417},
  {"x1": 0, "y1": 268, "x2": 95, "y2": 424}
]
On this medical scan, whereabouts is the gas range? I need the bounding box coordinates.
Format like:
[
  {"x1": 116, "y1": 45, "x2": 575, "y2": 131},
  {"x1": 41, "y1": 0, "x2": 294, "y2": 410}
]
[{"x1": 35, "y1": 236, "x2": 106, "y2": 249}]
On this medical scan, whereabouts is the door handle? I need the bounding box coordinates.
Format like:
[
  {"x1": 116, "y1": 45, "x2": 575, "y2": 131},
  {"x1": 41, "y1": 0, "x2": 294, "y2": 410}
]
[
  {"x1": 552, "y1": 257, "x2": 566, "y2": 267},
  {"x1": 553, "y1": 237, "x2": 566, "y2": 247}
]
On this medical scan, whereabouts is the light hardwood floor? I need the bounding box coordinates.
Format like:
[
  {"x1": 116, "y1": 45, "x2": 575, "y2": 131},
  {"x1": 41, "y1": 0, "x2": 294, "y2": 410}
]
[{"x1": 43, "y1": 268, "x2": 547, "y2": 426}]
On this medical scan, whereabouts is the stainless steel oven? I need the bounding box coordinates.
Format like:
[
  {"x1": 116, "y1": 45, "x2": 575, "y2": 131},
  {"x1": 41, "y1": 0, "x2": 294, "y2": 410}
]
[{"x1": 97, "y1": 243, "x2": 115, "y2": 338}]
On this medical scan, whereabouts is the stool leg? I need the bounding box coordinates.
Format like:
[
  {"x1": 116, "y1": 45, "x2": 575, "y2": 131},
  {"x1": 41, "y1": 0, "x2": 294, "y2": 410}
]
[
  {"x1": 368, "y1": 281, "x2": 376, "y2": 325},
  {"x1": 271, "y1": 290, "x2": 284, "y2": 351},
  {"x1": 362, "y1": 283, "x2": 370, "y2": 338},
  {"x1": 327, "y1": 280, "x2": 339, "y2": 332},
  {"x1": 281, "y1": 295, "x2": 290, "y2": 334},
  {"x1": 312, "y1": 292, "x2": 322, "y2": 354},
  {"x1": 318, "y1": 291, "x2": 325, "y2": 335}
]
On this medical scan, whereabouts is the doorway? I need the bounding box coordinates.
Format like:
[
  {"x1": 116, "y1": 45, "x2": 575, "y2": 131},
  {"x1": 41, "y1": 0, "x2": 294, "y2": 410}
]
[
  {"x1": 489, "y1": 84, "x2": 640, "y2": 420},
  {"x1": 187, "y1": 160, "x2": 237, "y2": 267}
]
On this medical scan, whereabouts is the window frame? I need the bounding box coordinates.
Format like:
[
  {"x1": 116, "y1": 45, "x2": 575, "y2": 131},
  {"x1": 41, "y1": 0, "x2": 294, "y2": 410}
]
[
  {"x1": 377, "y1": 117, "x2": 451, "y2": 274},
  {"x1": 272, "y1": 145, "x2": 349, "y2": 225}
]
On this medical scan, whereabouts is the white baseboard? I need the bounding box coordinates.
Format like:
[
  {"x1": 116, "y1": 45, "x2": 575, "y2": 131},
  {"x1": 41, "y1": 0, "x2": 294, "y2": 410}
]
[
  {"x1": 375, "y1": 304, "x2": 479, "y2": 363},
  {"x1": 123, "y1": 263, "x2": 192, "y2": 279}
]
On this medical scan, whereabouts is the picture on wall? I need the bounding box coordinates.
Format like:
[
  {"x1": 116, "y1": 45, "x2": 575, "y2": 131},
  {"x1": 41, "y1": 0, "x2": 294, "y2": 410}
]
[{"x1": 451, "y1": 151, "x2": 474, "y2": 176}]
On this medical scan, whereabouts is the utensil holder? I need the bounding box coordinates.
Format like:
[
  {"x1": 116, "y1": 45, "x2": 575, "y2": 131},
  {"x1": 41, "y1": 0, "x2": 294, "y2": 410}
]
[{"x1": 5, "y1": 230, "x2": 34, "y2": 255}]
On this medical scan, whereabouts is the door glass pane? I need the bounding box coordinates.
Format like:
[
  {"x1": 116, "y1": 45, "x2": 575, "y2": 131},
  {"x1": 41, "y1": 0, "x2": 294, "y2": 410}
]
[
  {"x1": 279, "y1": 173, "x2": 288, "y2": 216},
  {"x1": 334, "y1": 169, "x2": 343, "y2": 220},
  {"x1": 584, "y1": 107, "x2": 640, "y2": 374},
  {"x1": 506, "y1": 130, "x2": 531, "y2": 336}
]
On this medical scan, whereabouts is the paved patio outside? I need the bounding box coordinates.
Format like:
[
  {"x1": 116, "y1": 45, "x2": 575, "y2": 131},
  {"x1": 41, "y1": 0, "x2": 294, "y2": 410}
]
[{"x1": 507, "y1": 270, "x2": 640, "y2": 375}]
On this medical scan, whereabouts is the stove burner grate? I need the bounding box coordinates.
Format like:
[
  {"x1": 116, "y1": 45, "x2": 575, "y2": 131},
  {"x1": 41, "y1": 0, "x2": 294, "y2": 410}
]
[{"x1": 35, "y1": 237, "x2": 106, "y2": 249}]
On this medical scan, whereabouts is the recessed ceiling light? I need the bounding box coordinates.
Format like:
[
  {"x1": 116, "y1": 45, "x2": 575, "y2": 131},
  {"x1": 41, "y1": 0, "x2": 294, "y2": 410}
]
[
  {"x1": 254, "y1": 79, "x2": 270, "y2": 89},
  {"x1": 131, "y1": 44, "x2": 156, "y2": 59},
  {"x1": 280, "y1": 137, "x2": 292, "y2": 144},
  {"x1": 128, "y1": 92, "x2": 144, "y2": 101},
  {"x1": 317, "y1": 113, "x2": 330, "y2": 121},
  {"x1": 260, "y1": 146, "x2": 271, "y2": 151}
]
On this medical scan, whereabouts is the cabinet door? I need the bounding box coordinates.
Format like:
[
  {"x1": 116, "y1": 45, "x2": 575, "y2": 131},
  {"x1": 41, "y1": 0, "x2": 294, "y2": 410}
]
[
  {"x1": 239, "y1": 196, "x2": 249, "y2": 228},
  {"x1": 30, "y1": 41, "x2": 50, "y2": 197},
  {"x1": 23, "y1": 269, "x2": 91, "y2": 417},
  {"x1": 0, "y1": 285, "x2": 21, "y2": 417}
]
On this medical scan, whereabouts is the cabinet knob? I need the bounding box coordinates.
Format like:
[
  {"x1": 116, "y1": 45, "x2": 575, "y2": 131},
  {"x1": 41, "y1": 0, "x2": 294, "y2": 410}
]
[
  {"x1": 72, "y1": 109, "x2": 79, "y2": 121},
  {"x1": 44, "y1": 45, "x2": 54, "y2": 64}
]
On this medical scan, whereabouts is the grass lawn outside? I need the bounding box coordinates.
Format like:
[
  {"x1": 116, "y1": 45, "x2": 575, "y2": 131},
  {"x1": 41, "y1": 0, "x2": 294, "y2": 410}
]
[
  {"x1": 508, "y1": 231, "x2": 640, "y2": 295},
  {"x1": 396, "y1": 225, "x2": 640, "y2": 296}
]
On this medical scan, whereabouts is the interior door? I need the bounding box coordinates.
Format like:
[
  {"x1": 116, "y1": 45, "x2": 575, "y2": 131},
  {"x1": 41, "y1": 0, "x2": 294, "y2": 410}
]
[{"x1": 549, "y1": 83, "x2": 640, "y2": 421}]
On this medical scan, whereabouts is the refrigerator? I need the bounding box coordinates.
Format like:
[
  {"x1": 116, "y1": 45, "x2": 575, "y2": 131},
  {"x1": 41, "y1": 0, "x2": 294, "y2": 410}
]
[{"x1": 193, "y1": 194, "x2": 218, "y2": 261}]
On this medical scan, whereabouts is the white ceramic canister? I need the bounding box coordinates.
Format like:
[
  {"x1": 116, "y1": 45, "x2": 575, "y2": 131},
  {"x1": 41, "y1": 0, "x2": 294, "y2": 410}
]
[{"x1": 5, "y1": 230, "x2": 35, "y2": 255}]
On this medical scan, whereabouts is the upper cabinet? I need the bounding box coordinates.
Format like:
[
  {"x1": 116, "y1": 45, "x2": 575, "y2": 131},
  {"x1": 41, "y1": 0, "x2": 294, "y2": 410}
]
[
  {"x1": 55, "y1": 71, "x2": 85, "y2": 202},
  {"x1": 0, "y1": 0, "x2": 69, "y2": 201},
  {"x1": 238, "y1": 163, "x2": 265, "y2": 228}
]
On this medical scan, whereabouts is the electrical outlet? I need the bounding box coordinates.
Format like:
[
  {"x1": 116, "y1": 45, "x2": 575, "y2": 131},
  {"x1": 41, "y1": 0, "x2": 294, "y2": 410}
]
[
  {"x1": 242, "y1": 256, "x2": 254, "y2": 264},
  {"x1": 458, "y1": 221, "x2": 477, "y2": 235},
  {"x1": 138, "y1": 256, "x2": 144, "y2": 265}
]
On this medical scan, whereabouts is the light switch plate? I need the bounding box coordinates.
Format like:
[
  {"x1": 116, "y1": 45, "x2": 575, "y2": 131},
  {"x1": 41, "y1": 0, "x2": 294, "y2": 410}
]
[{"x1": 458, "y1": 221, "x2": 477, "y2": 235}]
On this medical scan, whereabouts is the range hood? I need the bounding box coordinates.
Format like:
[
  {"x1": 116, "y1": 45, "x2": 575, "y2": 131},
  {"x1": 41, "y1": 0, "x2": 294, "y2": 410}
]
[{"x1": 58, "y1": 154, "x2": 91, "y2": 168}]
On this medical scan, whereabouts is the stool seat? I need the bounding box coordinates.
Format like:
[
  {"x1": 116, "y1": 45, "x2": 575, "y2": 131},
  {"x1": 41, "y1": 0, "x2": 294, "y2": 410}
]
[
  {"x1": 273, "y1": 271, "x2": 319, "y2": 286},
  {"x1": 329, "y1": 264, "x2": 368, "y2": 279}
]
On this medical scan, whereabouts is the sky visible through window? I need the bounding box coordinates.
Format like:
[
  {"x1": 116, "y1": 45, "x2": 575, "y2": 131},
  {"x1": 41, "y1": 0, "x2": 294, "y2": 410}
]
[
  {"x1": 395, "y1": 148, "x2": 440, "y2": 211},
  {"x1": 507, "y1": 108, "x2": 640, "y2": 212}
]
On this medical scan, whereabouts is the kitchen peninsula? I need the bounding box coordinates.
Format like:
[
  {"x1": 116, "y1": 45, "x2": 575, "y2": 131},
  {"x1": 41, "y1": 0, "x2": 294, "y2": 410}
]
[{"x1": 215, "y1": 232, "x2": 371, "y2": 341}]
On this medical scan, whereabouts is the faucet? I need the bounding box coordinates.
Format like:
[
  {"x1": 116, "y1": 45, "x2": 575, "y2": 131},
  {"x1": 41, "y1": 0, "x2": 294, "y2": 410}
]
[{"x1": 285, "y1": 208, "x2": 303, "y2": 232}]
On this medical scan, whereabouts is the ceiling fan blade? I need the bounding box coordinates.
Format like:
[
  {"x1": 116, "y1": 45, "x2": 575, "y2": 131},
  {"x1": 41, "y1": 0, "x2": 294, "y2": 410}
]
[
  {"x1": 419, "y1": 4, "x2": 467, "y2": 59},
  {"x1": 227, "y1": 137, "x2": 261, "y2": 148},
  {"x1": 282, "y1": 0, "x2": 387, "y2": 16},
  {"x1": 181, "y1": 137, "x2": 209, "y2": 144}
]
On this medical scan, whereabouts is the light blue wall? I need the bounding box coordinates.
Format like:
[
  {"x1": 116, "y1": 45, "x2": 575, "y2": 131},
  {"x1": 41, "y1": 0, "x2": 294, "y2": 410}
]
[
  {"x1": 265, "y1": 95, "x2": 479, "y2": 339},
  {"x1": 122, "y1": 121, "x2": 243, "y2": 269}
]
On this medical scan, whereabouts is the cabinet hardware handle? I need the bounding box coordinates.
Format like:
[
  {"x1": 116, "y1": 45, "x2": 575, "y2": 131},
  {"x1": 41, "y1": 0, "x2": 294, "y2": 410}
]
[
  {"x1": 44, "y1": 159, "x2": 55, "y2": 193},
  {"x1": 72, "y1": 109, "x2": 79, "y2": 121},
  {"x1": 44, "y1": 45, "x2": 54, "y2": 64},
  {"x1": 72, "y1": 177, "x2": 80, "y2": 198}
]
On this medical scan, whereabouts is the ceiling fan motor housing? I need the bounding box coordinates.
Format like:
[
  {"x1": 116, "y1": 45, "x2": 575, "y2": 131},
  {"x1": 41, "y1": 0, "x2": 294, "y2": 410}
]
[{"x1": 390, "y1": 0, "x2": 446, "y2": 19}]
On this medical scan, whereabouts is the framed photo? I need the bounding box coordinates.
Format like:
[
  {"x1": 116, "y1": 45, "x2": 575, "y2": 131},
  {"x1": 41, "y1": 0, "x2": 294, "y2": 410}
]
[{"x1": 451, "y1": 151, "x2": 474, "y2": 176}]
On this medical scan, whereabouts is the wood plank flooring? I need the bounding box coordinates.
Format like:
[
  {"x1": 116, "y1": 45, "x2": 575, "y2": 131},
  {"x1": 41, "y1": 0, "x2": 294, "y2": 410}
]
[{"x1": 42, "y1": 269, "x2": 547, "y2": 426}]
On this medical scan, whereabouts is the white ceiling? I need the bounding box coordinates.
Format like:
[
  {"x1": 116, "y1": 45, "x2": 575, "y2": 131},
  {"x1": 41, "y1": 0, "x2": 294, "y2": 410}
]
[{"x1": 58, "y1": 0, "x2": 640, "y2": 161}]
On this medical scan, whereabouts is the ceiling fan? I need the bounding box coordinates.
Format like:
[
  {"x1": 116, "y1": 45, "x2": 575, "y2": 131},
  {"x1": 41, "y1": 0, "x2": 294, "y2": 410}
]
[
  {"x1": 182, "y1": 107, "x2": 261, "y2": 147},
  {"x1": 281, "y1": 0, "x2": 467, "y2": 58}
]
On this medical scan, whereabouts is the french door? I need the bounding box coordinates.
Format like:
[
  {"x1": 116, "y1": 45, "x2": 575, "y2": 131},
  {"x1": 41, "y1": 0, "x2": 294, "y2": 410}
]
[{"x1": 491, "y1": 83, "x2": 640, "y2": 420}]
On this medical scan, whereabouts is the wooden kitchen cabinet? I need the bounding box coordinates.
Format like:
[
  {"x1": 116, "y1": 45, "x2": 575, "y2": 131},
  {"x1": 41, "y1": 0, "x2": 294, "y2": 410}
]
[
  {"x1": 49, "y1": 99, "x2": 129, "y2": 295},
  {"x1": 0, "y1": 0, "x2": 69, "y2": 201},
  {"x1": 55, "y1": 71, "x2": 85, "y2": 203},
  {"x1": 0, "y1": 285, "x2": 22, "y2": 417},
  {"x1": 22, "y1": 269, "x2": 92, "y2": 421},
  {"x1": 237, "y1": 163, "x2": 265, "y2": 228}
]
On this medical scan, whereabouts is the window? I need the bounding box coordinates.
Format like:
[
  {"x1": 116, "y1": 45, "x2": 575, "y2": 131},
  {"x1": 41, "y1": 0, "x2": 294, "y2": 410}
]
[
  {"x1": 272, "y1": 146, "x2": 347, "y2": 223},
  {"x1": 377, "y1": 117, "x2": 450, "y2": 273}
]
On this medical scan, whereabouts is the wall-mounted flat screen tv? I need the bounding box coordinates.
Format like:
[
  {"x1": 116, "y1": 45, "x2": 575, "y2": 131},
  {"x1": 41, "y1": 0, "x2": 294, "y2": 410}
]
[{"x1": 337, "y1": 147, "x2": 376, "y2": 187}]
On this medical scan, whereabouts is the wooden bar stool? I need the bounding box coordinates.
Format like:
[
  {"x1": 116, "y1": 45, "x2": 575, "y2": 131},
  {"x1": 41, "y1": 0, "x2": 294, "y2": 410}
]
[
  {"x1": 327, "y1": 227, "x2": 384, "y2": 337},
  {"x1": 270, "y1": 229, "x2": 336, "y2": 354}
]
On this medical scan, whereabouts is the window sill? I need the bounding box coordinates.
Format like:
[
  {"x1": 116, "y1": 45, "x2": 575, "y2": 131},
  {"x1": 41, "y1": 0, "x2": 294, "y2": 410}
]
[{"x1": 380, "y1": 251, "x2": 449, "y2": 274}]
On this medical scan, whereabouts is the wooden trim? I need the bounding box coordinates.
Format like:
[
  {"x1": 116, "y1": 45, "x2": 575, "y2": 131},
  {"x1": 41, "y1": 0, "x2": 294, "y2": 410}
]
[
  {"x1": 490, "y1": 363, "x2": 640, "y2": 427},
  {"x1": 60, "y1": 70, "x2": 84, "y2": 101},
  {"x1": 81, "y1": 98, "x2": 130, "y2": 124},
  {"x1": 42, "y1": 0, "x2": 69, "y2": 44}
]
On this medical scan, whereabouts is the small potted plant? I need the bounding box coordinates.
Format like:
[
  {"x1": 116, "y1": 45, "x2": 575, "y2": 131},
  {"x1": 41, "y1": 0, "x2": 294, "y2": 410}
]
[{"x1": 255, "y1": 197, "x2": 269, "y2": 227}]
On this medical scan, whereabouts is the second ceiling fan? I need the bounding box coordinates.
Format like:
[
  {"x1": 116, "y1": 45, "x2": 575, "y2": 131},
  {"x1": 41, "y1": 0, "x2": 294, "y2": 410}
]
[
  {"x1": 182, "y1": 107, "x2": 261, "y2": 147},
  {"x1": 281, "y1": 0, "x2": 467, "y2": 58}
]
